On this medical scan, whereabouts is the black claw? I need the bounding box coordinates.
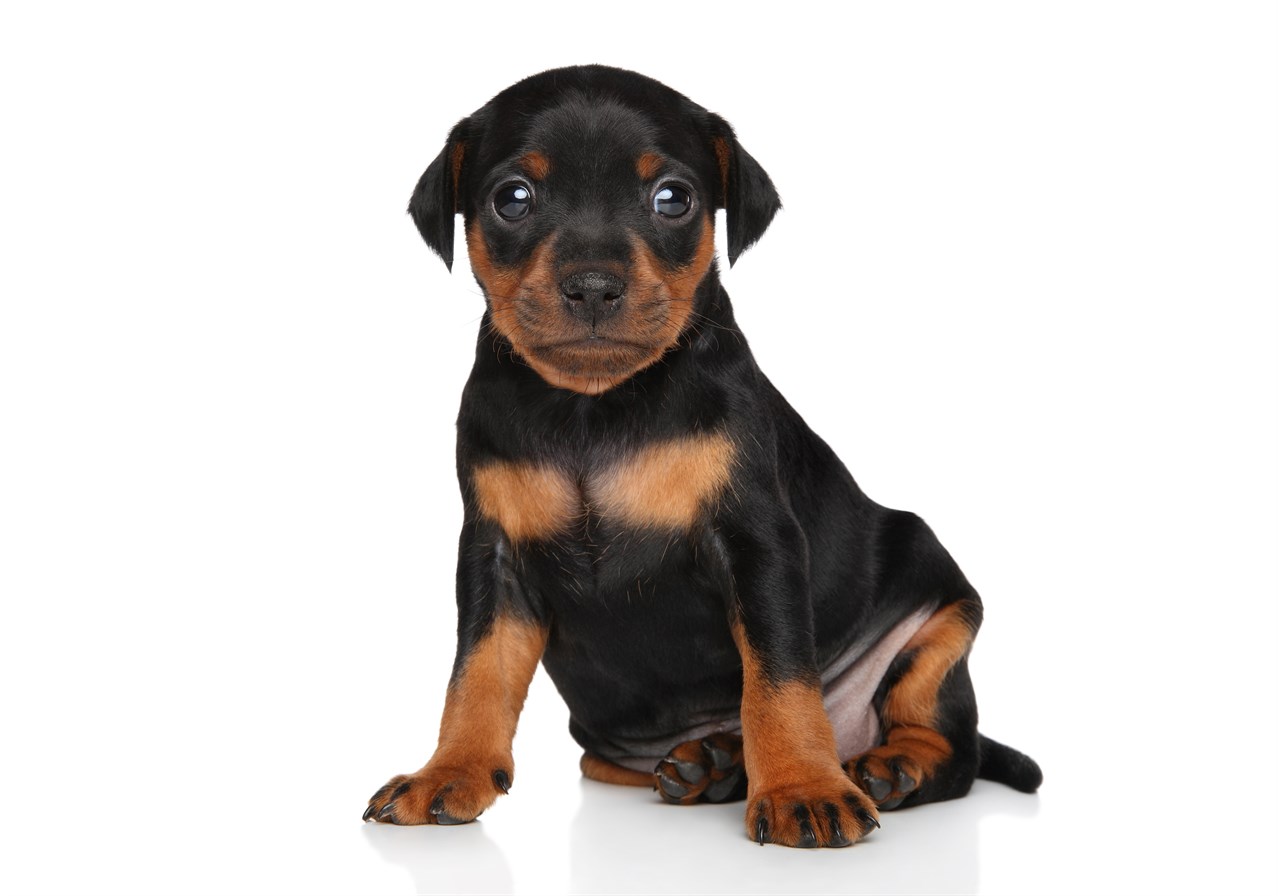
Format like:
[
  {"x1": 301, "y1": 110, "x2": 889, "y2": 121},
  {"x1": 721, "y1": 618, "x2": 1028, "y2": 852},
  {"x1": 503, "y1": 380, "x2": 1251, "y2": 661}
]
[
  {"x1": 657, "y1": 770, "x2": 691, "y2": 800},
  {"x1": 822, "y1": 802, "x2": 850, "y2": 847},
  {"x1": 493, "y1": 769, "x2": 511, "y2": 794},
  {"x1": 845, "y1": 793, "x2": 881, "y2": 831},
  {"x1": 703, "y1": 767, "x2": 744, "y2": 803},
  {"x1": 863, "y1": 775, "x2": 892, "y2": 802},
  {"x1": 794, "y1": 806, "x2": 818, "y2": 848},
  {"x1": 378, "y1": 802, "x2": 397, "y2": 822},
  {"x1": 754, "y1": 815, "x2": 769, "y2": 845},
  {"x1": 857, "y1": 807, "x2": 881, "y2": 831},
  {"x1": 429, "y1": 787, "x2": 469, "y2": 824},
  {"x1": 362, "y1": 804, "x2": 377, "y2": 822},
  {"x1": 703, "y1": 739, "x2": 736, "y2": 771},
  {"x1": 673, "y1": 759, "x2": 705, "y2": 785}
]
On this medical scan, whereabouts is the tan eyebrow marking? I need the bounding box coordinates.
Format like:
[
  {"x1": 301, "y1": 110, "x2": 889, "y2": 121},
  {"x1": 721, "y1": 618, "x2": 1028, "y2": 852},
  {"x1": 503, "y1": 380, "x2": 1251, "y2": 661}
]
[
  {"x1": 636, "y1": 152, "x2": 665, "y2": 180},
  {"x1": 518, "y1": 151, "x2": 551, "y2": 180}
]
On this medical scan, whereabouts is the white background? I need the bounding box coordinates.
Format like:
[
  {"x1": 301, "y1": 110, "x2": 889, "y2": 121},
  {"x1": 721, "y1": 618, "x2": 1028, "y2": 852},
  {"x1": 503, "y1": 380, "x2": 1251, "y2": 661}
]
[{"x1": 2, "y1": 2, "x2": 1275, "y2": 894}]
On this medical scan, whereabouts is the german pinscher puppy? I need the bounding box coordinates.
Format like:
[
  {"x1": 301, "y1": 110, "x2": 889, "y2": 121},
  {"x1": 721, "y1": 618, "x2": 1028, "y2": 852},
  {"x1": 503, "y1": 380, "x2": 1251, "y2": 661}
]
[{"x1": 363, "y1": 64, "x2": 1042, "y2": 848}]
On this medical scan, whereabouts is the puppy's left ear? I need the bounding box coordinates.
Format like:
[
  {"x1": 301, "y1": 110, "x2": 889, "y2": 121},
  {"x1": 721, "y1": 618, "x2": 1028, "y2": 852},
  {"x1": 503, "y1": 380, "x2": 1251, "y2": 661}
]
[
  {"x1": 705, "y1": 114, "x2": 781, "y2": 267},
  {"x1": 407, "y1": 117, "x2": 470, "y2": 271}
]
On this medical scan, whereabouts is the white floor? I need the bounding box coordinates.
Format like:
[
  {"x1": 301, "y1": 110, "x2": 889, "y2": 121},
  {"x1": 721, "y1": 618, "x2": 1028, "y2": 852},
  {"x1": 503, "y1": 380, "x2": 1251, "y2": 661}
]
[{"x1": 3, "y1": 658, "x2": 1273, "y2": 896}]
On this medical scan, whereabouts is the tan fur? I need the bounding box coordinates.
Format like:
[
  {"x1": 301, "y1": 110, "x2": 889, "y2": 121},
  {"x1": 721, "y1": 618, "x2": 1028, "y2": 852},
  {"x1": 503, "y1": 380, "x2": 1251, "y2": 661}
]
[
  {"x1": 847, "y1": 603, "x2": 976, "y2": 803},
  {"x1": 365, "y1": 615, "x2": 547, "y2": 824},
  {"x1": 580, "y1": 752, "x2": 654, "y2": 787},
  {"x1": 472, "y1": 432, "x2": 733, "y2": 539},
  {"x1": 732, "y1": 623, "x2": 879, "y2": 845},
  {"x1": 627, "y1": 213, "x2": 715, "y2": 350},
  {"x1": 591, "y1": 431, "x2": 735, "y2": 529},
  {"x1": 435, "y1": 615, "x2": 547, "y2": 762},
  {"x1": 519, "y1": 151, "x2": 551, "y2": 180},
  {"x1": 467, "y1": 221, "x2": 559, "y2": 326},
  {"x1": 733, "y1": 623, "x2": 843, "y2": 790},
  {"x1": 467, "y1": 213, "x2": 716, "y2": 396},
  {"x1": 882, "y1": 602, "x2": 974, "y2": 727},
  {"x1": 635, "y1": 151, "x2": 664, "y2": 180},
  {"x1": 472, "y1": 460, "x2": 579, "y2": 542}
]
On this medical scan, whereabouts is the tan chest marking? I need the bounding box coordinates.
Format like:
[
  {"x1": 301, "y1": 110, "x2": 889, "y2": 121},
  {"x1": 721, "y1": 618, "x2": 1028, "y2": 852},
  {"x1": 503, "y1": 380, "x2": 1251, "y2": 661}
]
[
  {"x1": 471, "y1": 461, "x2": 579, "y2": 542},
  {"x1": 471, "y1": 432, "x2": 736, "y2": 541},
  {"x1": 590, "y1": 432, "x2": 736, "y2": 530}
]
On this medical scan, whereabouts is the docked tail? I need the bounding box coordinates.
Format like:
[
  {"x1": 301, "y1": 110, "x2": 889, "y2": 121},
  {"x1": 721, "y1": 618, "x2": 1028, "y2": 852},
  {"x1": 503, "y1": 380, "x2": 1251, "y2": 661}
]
[{"x1": 977, "y1": 733, "x2": 1042, "y2": 793}]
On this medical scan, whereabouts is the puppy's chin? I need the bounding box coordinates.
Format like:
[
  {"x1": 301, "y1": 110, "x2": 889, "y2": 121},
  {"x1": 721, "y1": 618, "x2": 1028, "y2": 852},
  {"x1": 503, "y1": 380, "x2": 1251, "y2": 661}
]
[{"x1": 520, "y1": 339, "x2": 666, "y2": 394}]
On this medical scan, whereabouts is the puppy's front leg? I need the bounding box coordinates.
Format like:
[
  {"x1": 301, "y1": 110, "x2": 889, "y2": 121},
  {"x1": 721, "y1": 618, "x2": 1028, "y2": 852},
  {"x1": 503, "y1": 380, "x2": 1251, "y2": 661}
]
[
  {"x1": 712, "y1": 506, "x2": 880, "y2": 848},
  {"x1": 364, "y1": 523, "x2": 546, "y2": 825}
]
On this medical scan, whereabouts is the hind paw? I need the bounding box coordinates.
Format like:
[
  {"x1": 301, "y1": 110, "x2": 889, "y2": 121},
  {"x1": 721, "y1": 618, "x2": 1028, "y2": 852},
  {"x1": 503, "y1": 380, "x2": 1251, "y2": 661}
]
[{"x1": 654, "y1": 732, "x2": 746, "y2": 805}]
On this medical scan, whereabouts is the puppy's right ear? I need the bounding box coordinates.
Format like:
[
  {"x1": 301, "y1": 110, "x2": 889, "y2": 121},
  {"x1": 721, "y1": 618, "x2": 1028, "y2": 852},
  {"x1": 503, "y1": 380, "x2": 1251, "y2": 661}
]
[{"x1": 407, "y1": 118, "x2": 470, "y2": 271}]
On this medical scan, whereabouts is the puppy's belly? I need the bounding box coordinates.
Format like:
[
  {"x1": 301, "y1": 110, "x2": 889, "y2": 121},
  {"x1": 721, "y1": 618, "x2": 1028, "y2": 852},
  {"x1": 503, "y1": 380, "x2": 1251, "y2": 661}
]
[
  {"x1": 821, "y1": 608, "x2": 932, "y2": 762},
  {"x1": 587, "y1": 609, "x2": 933, "y2": 774}
]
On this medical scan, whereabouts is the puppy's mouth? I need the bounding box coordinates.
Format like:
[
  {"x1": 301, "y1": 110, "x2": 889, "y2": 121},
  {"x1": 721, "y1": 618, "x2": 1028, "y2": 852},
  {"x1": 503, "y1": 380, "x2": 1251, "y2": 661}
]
[
  {"x1": 535, "y1": 336, "x2": 655, "y2": 351},
  {"x1": 523, "y1": 336, "x2": 661, "y2": 377}
]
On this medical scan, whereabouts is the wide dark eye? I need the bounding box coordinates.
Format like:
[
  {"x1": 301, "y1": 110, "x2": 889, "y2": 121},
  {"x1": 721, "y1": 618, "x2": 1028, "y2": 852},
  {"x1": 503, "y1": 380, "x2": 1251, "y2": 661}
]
[
  {"x1": 494, "y1": 183, "x2": 532, "y2": 221},
  {"x1": 653, "y1": 184, "x2": 692, "y2": 218}
]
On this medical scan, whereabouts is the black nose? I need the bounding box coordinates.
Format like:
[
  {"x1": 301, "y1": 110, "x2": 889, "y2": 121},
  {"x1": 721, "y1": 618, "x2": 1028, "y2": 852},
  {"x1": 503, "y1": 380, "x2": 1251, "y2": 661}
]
[{"x1": 560, "y1": 271, "x2": 625, "y2": 324}]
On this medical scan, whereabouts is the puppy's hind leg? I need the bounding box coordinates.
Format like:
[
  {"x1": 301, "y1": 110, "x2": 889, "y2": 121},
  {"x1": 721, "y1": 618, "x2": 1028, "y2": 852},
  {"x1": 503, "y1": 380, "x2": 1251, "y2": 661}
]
[{"x1": 846, "y1": 599, "x2": 982, "y2": 810}]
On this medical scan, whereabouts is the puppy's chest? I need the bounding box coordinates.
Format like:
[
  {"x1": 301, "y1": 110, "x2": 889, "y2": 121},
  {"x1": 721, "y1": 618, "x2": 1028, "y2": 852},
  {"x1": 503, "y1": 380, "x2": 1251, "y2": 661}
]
[{"x1": 471, "y1": 432, "x2": 735, "y2": 541}]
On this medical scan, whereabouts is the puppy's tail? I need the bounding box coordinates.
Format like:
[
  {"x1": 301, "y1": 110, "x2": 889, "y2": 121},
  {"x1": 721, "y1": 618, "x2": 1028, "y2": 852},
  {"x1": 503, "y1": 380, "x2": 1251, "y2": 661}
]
[{"x1": 976, "y1": 733, "x2": 1042, "y2": 793}]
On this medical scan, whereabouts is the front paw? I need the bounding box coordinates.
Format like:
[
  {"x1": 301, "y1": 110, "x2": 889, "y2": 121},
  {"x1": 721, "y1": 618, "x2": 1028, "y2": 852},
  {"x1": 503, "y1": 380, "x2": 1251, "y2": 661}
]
[
  {"x1": 746, "y1": 777, "x2": 880, "y2": 848},
  {"x1": 363, "y1": 762, "x2": 512, "y2": 825}
]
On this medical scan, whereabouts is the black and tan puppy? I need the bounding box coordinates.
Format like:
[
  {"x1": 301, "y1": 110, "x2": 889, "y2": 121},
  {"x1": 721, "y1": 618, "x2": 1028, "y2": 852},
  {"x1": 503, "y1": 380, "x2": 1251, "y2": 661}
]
[{"x1": 364, "y1": 64, "x2": 1041, "y2": 848}]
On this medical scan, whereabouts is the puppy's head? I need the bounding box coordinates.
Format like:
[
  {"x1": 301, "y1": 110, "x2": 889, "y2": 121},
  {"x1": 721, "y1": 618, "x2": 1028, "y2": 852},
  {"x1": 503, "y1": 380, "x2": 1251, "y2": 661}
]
[{"x1": 410, "y1": 65, "x2": 780, "y2": 395}]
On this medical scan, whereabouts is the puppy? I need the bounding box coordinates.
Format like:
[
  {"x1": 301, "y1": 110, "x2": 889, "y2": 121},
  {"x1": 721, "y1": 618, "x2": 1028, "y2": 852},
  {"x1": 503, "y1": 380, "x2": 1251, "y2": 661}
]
[{"x1": 364, "y1": 64, "x2": 1041, "y2": 848}]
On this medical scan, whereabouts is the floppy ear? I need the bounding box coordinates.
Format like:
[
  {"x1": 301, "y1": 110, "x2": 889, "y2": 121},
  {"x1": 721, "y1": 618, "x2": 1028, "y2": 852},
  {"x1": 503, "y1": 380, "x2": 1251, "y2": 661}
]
[
  {"x1": 407, "y1": 117, "x2": 470, "y2": 271},
  {"x1": 706, "y1": 114, "x2": 782, "y2": 267}
]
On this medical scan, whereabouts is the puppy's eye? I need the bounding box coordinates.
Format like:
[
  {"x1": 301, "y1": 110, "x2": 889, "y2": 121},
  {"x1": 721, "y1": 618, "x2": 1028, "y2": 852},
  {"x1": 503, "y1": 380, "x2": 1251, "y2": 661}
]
[
  {"x1": 653, "y1": 184, "x2": 692, "y2": 218},
  {"x1": 494, "y1": 183, "x2": 532, "y2": 221}
]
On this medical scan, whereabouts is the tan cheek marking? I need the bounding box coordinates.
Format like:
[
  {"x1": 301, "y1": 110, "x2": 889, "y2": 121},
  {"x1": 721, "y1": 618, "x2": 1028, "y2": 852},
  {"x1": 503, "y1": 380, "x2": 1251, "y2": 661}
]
[
  {"x1": 627, "y1": 214, "x2": 714, "y2": 349},
  {"x1": 467, "y1": 221, "x2": 558, "y2": 342},
  {"x1": 591, "y1": 431, "x2": 734, "y2": 529},
  {"x1": 662, "y1": 214, "x2": 716, "y2": 301},
  {"x1": 881, "y1": 602, "x2": 975, "y2": 728},
  {"x1": 472, "y1": 461, "x2": 579, "y2": 541},
  {"x1": 635, "y1": 152, "x2": 664, "y2": 180},
  {"x1": 467, "y1": 220, "x2": 521, "y2": 299},
  {"x1": 519, "y1": 151, "x2": 551, "y2": 180}
]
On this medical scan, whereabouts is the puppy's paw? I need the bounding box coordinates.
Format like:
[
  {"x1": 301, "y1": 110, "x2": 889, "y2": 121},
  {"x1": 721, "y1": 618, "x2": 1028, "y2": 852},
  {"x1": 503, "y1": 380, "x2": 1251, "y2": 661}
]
[
  {"x1": 746, "y1": 777, "x2": 879, "y2": 848},
  {"x1": 847, "y1": 749, "x2": 924, "y2": 810},
  {"x1": 362, "y1": 762, "x2": 512, "y2": 825},
  {"x1": 655, "y1": 732, "x2": 746, "y2": 805}
]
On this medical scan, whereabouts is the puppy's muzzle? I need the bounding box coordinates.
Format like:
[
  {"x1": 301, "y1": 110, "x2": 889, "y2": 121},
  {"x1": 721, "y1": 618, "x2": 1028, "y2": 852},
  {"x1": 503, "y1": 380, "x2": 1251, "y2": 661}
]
[{"x1": 560, "y1": 271, "x2": 626, "y2": 326}]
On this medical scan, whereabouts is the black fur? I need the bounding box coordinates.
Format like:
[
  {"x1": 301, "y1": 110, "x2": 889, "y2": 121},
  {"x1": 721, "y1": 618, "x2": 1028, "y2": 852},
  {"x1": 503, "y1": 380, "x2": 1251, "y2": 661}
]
[{"x1": 393, "y1": 64, "x2": 1038, "y2": 840}]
